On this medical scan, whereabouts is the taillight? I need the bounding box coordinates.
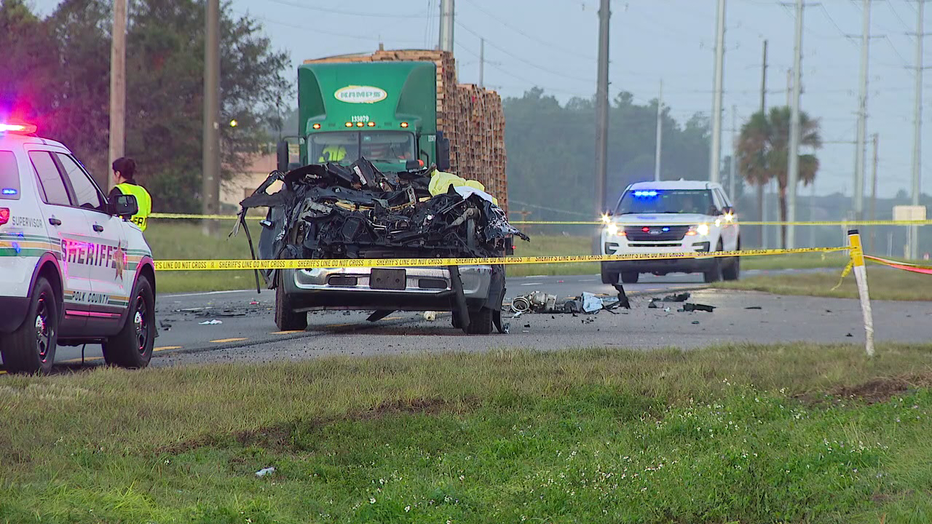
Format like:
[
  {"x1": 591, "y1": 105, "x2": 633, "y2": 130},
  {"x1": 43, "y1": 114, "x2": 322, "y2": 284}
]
[{"x1": 0, "y1": 208, "x2": 9, "y2": 225}]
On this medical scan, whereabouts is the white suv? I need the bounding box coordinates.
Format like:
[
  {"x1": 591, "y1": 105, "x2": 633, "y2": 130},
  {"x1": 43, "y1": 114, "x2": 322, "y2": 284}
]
[
  {"x1": 0, "y1": 123, "x2": 157, "y2": 374},
  {"x1": 600, "y1": 181, "x2": 740, "y2": 284}
]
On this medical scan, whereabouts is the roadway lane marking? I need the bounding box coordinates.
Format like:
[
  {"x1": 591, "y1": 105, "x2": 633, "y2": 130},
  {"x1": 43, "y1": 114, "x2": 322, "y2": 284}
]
[
  {"x1": 162, "y1": 289, "x2": 256, "y2": 298},
  {"x1": 520, "y1": 282, "x2": 542, "y2": 286},
  {"x1": 210, "y1": 338, "x2": 248, "y2": 343},
  {"x1": 271, "y1": 330, "x2": 305, "y2": 335},
  {"x1": 155, "y1": 346, "x2": 182, "y2": 351},
  {"x1": 578, "y1": 278, "x2": 596, "y2": 282}
]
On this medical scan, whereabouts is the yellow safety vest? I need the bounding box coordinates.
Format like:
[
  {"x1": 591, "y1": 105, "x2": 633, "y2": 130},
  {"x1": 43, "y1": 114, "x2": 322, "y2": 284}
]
[
  {"x1": 115, "y1": 182, "x2": 152, "y2": 231},
  {"x1": 319, "y1": 145, "x2": 346, "y2": 163}
]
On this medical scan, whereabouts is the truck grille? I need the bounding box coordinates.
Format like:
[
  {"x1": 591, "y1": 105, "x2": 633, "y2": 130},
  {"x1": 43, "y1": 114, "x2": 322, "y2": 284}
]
[{"x1": 624, "y1": 225, "x2": 689, "y2": 241}]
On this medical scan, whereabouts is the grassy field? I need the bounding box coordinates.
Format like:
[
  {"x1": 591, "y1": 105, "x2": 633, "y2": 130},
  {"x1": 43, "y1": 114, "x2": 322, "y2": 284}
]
[
  {"x1": 715, "y1": 266, "x2": 932, "y2": 301},
  {"x1": 2, "y1": 344, "x2": 932, "y2": 522},
  {"x1": 148, "y1": 222, "x2": 855, "y2": 292}
]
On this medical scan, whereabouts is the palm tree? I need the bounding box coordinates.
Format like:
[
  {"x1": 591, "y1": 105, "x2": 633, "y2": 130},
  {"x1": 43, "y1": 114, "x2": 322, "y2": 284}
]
[{"x1": 736, "y1": 106, "x2": 822, "y2": 248}]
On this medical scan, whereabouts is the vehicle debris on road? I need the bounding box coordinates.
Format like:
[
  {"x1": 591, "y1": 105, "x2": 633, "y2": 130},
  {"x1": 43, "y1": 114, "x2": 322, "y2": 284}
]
[{"x1": 510, "y1": 290, "x2": 629, "y2": 316}]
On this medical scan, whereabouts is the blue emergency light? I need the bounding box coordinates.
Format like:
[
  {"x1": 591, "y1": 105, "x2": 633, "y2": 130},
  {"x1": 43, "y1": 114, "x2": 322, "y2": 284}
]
[
  {"x1": 1, "y1": 188, "x2": 17, "y2": 196},
  {"x1": 633, "y1": 190, "x2": 658, "y2": 198}
]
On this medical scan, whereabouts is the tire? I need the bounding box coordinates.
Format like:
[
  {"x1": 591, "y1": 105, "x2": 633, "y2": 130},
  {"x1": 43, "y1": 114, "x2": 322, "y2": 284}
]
[
  {"x1": 703, "y1": 242, "x2": 724, "y2": 283},
  {"x1": 466, "y1": 307, "x2": 493, "y2": 335},
  {"x1": 723, "y1": 252, "x2": 740, "y2": 281},
  {"x1": 620, "y1": 271, "x2": 639, "y2": 284},
  {"x1": 0, "y1": 276, "x2": 59, "y2": 374},
  {"x1": 102, "y1": 276, "x2": 155, "y2": 369},
  {"x1": 274, "y1": 272, "x2": 307, "y2": 331},
  {"x1": 600, "y1": 266, "x2": 618, "y2": 285}
]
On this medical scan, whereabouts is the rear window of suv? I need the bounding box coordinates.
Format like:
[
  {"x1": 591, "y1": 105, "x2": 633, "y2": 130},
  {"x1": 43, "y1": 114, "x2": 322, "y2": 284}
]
[{"x1": 0, "y1": 151, "x2": 20, "y2": 200}]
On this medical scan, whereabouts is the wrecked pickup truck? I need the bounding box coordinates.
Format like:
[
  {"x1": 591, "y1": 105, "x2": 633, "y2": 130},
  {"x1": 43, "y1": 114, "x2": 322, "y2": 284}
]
[{"x1": 235, "y1": 159, "x2": 529, "y2": 334}]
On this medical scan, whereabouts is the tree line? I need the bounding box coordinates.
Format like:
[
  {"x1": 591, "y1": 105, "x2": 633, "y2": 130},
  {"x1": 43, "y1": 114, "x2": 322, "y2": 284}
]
[{"x1": 0, "y1": 0, "x2": 289, "y2": 213}]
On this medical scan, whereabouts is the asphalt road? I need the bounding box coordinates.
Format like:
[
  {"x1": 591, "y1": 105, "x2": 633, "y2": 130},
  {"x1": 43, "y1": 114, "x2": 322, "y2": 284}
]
[{"x1": 27, "y1": 269, "x2": 930, "y2": 371}]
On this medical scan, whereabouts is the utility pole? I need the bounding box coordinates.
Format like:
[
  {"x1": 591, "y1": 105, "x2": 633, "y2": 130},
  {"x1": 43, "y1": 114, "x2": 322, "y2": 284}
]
[
  {"x1": 202, "y1": 0, "x2": 220, "y2": 236},
  {"x1": 786, "y1": 0, "x2": 804, "y2": 249},
  {"x1": 479, "y1": 38, "x2": 484, "y2": 87},
  {"x1": 854, "y1": 0, "x2": 872, "y2": 222},
  {"x1": 592, "y1": 0, "x2": 610, "y2": 254},
  {"x1": 709, "y1": 0, "x2": 726, "y2": 184},
  {"x1": 729, "y1": 104, "x2": 737, "y2": 199},
  {"x1": 910, "y1": 0, "x2": 924, "y2": 260},
  {"x1": 654, "y1": 79, "x2": 663, "y2": 182},
  {"x1": 870, "y1": 133, "x2": 879, "y2": 252},
  {"x1": 107, "y1": 0, "x2": 127, "y2": 193},
  {"x1": 439, "y1": 0, "x2": 454, "y2": 52},
  {"x1": 758, "y1": 40, "x2": 767, "y2": 249},
  {"x1": 594, "y1": 0, "x2": 610, "y2": 215}
]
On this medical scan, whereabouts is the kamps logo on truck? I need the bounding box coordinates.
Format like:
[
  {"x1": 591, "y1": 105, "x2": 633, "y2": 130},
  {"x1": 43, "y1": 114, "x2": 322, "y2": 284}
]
[{"x1": 335, "y1": 85, "x2": 388, "y2": 104}]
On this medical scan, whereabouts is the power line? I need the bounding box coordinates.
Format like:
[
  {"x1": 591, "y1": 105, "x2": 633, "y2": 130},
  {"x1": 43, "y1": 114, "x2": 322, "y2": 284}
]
[
  {"x1": 459, "y1": 0, "x2": 596, "y2": 61},
  {"x1": 887, "y1": 1, "x2": 914, "y2": 32},
  {"x1": 239, "y1": 10, "x2": 423, "y2": 44},
  {"x1": 455, "y1": 21, "x2": 593, "y2": 84},
  {"x1": 883, "y1": 35, "x2": 912, "y2": 66},
  {"x1": 265, "y1": 0, "x2": 429, "y2": 19}
]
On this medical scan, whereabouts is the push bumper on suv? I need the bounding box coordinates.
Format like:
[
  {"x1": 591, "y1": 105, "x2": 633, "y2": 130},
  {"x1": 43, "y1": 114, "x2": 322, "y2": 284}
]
[
  {"x1": 280, "y1": 265, "x2": 495, "y2": 311},
  {"x1": 601, "y1": 223, "x2": 717, "y2": 275}
]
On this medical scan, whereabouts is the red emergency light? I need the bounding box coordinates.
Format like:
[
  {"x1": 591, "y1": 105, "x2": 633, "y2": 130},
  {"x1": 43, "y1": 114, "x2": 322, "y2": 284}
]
[
  {"x1": 0, "y1": 122, "x2": 37, "y2": 134},
  {"x1": 0, "y1": 208, "x2": 10, "y2": 225}
]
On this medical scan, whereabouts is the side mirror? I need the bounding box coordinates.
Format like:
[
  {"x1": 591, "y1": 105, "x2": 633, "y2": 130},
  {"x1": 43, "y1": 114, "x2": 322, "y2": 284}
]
[
  {"x1": 111, "y1": 194, "x2": 138, "y2": 218},
  {"x1": 436, "y1": 131, "x2": 451, "y2": 171},
  {"x1": 405, "y1": 159, "x2": 421, "y2": 171},
  {"x1": 276, "y1": 140, "x2": 289, "y2": 172}
]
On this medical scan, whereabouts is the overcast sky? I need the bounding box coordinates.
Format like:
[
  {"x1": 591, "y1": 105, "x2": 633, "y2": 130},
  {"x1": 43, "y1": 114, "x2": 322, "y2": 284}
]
[{"x1": 27, "y1": 0, "x2": 931, "y2": 200}]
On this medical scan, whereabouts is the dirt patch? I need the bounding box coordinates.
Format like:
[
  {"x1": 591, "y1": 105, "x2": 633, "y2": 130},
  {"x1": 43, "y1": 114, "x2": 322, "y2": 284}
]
[
  {"x1": 830, "y1": 373, "x2": 932, "y2": 405},
  {"x1": 155, "y1": 396, "x2": 479, "y2": 456}
]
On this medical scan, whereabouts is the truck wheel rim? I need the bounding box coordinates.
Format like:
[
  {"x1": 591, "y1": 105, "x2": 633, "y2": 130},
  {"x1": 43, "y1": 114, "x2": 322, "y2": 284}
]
[
  {"x1": 34, "y1": 296, "x2": 52, "y2": 362},
  {"x1": 133, "y1": 297, "x2": 148, "y2": 354}
]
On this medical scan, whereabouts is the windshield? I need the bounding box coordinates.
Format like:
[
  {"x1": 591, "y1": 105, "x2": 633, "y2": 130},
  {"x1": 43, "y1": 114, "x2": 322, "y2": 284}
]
[
  {"x1": 615, "y1": 189, "x2": 714, "y2": 215},
  {"x1": 309, "y1": 131, "x2": 416, "y2": 164}
]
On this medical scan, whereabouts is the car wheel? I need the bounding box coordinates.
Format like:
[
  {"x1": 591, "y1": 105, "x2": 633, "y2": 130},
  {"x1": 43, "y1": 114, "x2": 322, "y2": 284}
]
[
  {"x1": 723, "y1": 251, "x2": 740, "y2": 281},
  {"x1": 466, "y1": 307, "x2": 493, "y2": 335},
  {"x1": 600, "y1": 266, "x2": 618, "y2": 285},
  {"x1": 103, "y1": 276, "x2": 155, "y2": 369},
  {"x1": 0, "y1": 276, "x2": 59, "y2": 374},
  {"x1": 621, "y1": 271, "x2": 639, "y2": 284},
  {"x1": 703, "y1": 242, "x2": 724, "y2": 283},
  {"x1": 274, "y1": 272, "x2": 307, "y2": 331}
]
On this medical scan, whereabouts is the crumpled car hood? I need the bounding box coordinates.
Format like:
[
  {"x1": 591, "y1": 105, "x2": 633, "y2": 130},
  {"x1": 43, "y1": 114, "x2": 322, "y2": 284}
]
[{"x1": 236, "y1": 159, "x2": 529, "y2": 282}]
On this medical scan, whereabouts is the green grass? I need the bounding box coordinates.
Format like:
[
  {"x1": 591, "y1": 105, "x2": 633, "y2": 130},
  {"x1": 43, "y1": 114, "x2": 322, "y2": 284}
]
[
  {"x1": 4, "y1": 344, "x2": 932, "y2": 522},
  {"x1": 715, "y1": 265, "x2": 932, "y2": 301},
  {"x1": 146, "y1": 221, "x2": 258, "y2": 293}
]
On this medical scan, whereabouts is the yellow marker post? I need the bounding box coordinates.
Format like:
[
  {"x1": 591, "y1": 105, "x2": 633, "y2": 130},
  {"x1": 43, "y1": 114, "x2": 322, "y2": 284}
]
[{"x1": 847, "y1": 230, "x2": 874, "y2": 357}]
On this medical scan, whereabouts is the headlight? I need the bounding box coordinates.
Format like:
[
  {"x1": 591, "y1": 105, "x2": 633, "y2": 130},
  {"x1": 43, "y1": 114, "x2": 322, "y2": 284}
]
[
  {"x1": 691, "y1": 223, "x2": 710, "y2": 236},
  {"x1": 605, "y1": 223, "x2": 618, "y2": 236}
]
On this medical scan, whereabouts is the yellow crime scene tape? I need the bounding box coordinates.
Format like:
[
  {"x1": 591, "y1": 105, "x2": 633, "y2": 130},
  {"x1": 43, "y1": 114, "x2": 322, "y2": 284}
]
[
  {"x1": 149, "y1": 213, "x2": 932, "y2": 227},
  {"x1": 154, "y1": 247, "x2": 848, "y2": 271}
]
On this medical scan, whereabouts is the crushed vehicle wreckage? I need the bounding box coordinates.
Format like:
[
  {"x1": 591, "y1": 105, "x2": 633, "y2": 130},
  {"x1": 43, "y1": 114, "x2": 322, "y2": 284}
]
[{"x1": 232, "y1": 158, "x2": 530, "y2": 334}]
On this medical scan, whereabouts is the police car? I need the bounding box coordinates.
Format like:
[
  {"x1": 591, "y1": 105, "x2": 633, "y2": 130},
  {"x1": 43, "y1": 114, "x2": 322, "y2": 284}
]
[
  {"x1": 0, "y1": 122, "x2": 157, "y2": 374},
  {"x1": 600, "y1": 180, "x2": 741, "y2": 284}
]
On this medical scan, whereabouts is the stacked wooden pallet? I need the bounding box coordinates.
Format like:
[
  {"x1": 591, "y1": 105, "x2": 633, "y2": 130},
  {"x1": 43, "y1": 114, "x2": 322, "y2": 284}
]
[{"x1": 306, "y1": 49, "x2": 508, "y2": 212}]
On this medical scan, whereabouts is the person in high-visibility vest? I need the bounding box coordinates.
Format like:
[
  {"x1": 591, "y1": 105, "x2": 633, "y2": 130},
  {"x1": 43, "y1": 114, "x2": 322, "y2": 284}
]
[
  {"x1": 108, "y1": 157, "x2": 152, "y2": 231},
  {"x1": 318, "y1": 145, "x2": 347, "y2": 163}
]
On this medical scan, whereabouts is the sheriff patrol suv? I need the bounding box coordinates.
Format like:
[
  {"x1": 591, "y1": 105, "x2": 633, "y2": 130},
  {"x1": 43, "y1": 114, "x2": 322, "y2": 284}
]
[
  {"x1": 600, "y1": 180, "x2": 740, "y2": 284},
  {"x1": 0, "y1": 122, "x2": 157, "y2": 374}
]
